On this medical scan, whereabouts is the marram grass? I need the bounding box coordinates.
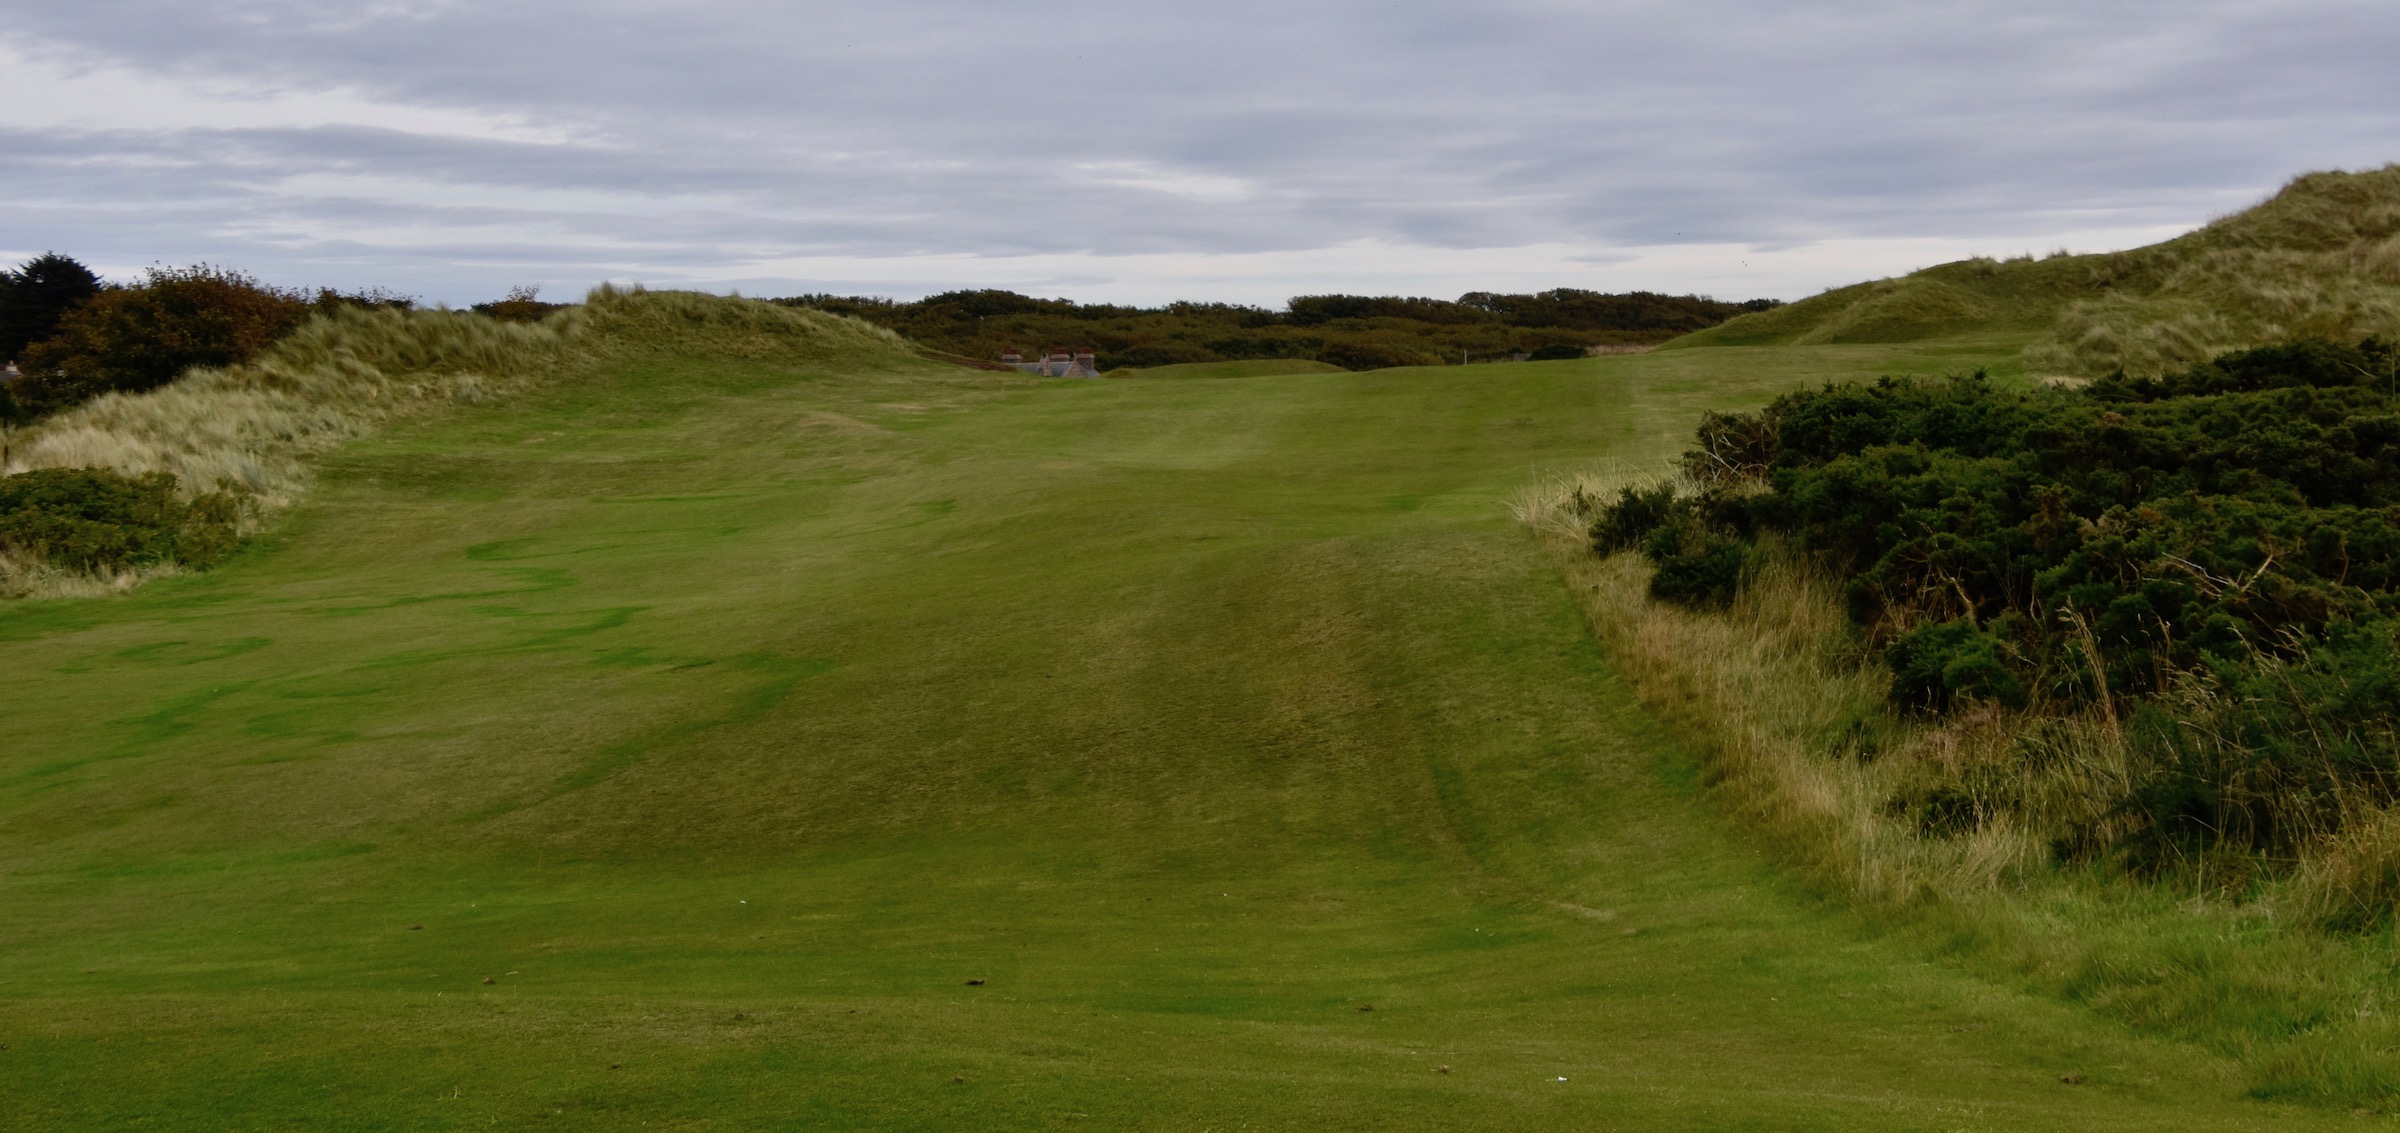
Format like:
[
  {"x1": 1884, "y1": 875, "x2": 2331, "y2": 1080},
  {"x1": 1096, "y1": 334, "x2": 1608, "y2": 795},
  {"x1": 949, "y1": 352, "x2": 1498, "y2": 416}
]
[{"x1": 1675, "y1": 164, "x2": 2400, "y2": 379}]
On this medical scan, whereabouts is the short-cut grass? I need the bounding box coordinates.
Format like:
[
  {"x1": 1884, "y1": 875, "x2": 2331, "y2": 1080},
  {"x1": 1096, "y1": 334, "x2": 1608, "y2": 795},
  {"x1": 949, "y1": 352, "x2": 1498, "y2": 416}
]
[{"x1": 0, "y1": 308, "x2": 2346, "y2": 1127}]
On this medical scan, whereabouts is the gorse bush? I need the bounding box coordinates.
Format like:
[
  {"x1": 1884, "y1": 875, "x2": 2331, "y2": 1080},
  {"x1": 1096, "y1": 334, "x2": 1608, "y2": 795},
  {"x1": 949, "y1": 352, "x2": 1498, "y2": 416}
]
[
  {"x1": 1591, "y1": 336, "x2": 2400, "y2": 867},
  {"x1": 1587, "y1": 483, "x2": 1753, "y2": 607},
  {"x1": 1521, "y1": 514, "x2": 2400, "y2": 1098},
  {"x1": 0, "y1": 467, "x2": 235, "y2": 573},
  {"x1": 15, "y1": 265, "x2": 311, "y2": 416}
]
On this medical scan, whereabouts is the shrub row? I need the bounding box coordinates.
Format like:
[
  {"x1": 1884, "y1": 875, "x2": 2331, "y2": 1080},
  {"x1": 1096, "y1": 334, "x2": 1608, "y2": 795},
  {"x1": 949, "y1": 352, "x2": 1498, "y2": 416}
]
[{"x1": 776, "y1": 288, "x2": 1780, "y2": 371}]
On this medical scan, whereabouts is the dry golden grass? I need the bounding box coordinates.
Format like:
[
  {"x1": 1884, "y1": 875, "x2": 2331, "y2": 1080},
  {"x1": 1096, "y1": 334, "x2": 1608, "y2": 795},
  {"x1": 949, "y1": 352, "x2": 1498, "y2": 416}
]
[
  {"x1": 5, "y1": 301, "x2": 585, "y2": 514},
  {"x1": 1679, "y1": 165, "x2": 2400, "y2": 378}
]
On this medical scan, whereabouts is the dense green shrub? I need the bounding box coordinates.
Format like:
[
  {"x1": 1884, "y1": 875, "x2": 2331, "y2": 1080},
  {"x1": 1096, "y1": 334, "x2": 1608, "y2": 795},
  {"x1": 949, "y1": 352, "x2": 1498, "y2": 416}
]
[
  {"x1": 1583, "y1": 483, "x2": 1751, "y2": 607},
  {"x1": 0, "y1": 468, "x2": 237, "y2": 572},
  {"x1": 1314, "y1": 341, "x2": 1426, "y2": 371},
  {"x1": 14, "y1": 265, "x2": 310, "y2": 416},
  {"x1": 1589, "y1": 483, "x2": 1679, "y2": 553},
  {"x1": 1525, "y1": 343, "x2": 1588, "y2": 361},
  {"x1": 0, "y1": 253, "x2": 103, "y2": 363},
  {"x1": 1597, "y1": 335, "x2": 2400, "y2": 860},
  {"x1": 1885, "y1": 618, "x2": 2028, "y2": 709},
  {"x1": 1642, "y1": 520, "x2": 1751, "y2": 608}
]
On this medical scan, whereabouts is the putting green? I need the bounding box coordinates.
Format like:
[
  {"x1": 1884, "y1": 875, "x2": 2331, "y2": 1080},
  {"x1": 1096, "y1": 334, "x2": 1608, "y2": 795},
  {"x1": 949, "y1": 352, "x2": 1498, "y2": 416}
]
[{"x1": 0, "y1": 335, "x2": 2323, "y2": 1128}]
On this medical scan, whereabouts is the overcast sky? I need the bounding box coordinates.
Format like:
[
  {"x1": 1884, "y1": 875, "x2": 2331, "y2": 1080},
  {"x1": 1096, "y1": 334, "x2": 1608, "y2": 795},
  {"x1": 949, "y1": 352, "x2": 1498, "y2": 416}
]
[{"x1": 2, "y1": 1, "x2": 2393, "y2": 307}]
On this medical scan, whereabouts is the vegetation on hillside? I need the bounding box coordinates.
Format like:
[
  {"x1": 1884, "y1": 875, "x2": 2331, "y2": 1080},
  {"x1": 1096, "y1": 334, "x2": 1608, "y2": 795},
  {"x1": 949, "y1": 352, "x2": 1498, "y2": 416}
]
[
  {"x1": 1673, "y1": 165, "x2": 2400, "y2": 379},
  {"x1": 776, "y1": 288, "x2": 1779, "y2": 371},
  {"x1": 1517, "y1": 335, "x2": 2400, "y2": 1105},
  {"x1": 0, "y1": 286, "x2": 915, "y2": 597},
  {"x1": 1586, "y1": 336, "x2": 2400, "y2": 894},
  {"x1": 12, "y1": 266, "x2": 314, "y2": 418}
]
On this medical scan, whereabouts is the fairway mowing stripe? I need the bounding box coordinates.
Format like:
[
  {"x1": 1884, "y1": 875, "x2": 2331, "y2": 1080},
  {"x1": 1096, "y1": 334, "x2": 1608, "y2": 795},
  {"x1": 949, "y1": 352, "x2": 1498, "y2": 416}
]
[{"x1": 468, "y1": 655, "x2": 842, "y2": 819}]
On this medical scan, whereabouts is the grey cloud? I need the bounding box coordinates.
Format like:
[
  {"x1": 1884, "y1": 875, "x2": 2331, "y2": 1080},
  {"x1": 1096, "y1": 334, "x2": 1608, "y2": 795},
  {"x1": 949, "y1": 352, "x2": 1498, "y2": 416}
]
[{"x1": 0, "y1": 0, "x2": 2393, "y2": 302}]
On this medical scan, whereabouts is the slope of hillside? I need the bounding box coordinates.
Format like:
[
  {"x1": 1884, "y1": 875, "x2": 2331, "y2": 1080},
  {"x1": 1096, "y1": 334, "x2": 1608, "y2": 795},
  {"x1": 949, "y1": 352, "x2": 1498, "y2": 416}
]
[
  {"x1": 0, "y1": 332, "x2": 2331, "y2": 1128},
  {"x1": 1670, "y1": 164, "x2": 2400, "y2": 376},
  {"x1": 0, "y1": 288, "x2": 916, "y2": 598}
]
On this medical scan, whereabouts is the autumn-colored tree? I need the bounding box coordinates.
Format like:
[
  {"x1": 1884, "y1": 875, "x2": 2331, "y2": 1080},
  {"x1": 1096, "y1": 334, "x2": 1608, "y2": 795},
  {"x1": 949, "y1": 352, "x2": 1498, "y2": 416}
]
[{"x1": 14, "y1": 265, "x2": 309, "y2": 416}]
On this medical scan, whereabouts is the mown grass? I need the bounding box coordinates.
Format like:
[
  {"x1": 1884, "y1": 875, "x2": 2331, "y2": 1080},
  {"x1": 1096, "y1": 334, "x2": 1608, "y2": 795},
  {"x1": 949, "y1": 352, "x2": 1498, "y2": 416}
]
[{"x1": 0, "y1": 317, "x2": 2341, "y2": 1128}]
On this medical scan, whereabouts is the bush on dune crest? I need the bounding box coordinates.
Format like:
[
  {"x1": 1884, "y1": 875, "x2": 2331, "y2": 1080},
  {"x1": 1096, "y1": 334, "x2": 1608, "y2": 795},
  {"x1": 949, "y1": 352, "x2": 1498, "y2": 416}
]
[{"x1": 0, "y1": 287, "x2": 913, "y2": 598}]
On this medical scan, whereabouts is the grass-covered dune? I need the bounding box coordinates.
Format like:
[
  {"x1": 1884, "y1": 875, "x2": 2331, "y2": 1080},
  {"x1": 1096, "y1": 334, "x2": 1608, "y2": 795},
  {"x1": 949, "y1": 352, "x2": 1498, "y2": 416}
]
[
  {"x1": 1672, "y1": 164, "x2": 2400, "y2": 378},
  {"x1": 0, "y1": 288, "x2": 906, "y2": 598},
  {"x1": 0, "y1": 296, "x2": 2334, "y2": 1127}
]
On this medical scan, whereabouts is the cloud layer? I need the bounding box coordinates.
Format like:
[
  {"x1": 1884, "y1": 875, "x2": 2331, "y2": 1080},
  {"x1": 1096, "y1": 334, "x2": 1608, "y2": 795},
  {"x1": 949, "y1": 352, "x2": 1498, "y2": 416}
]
[{"x1": 2, "y1": 1, "x2": 2393, "y2": 304}]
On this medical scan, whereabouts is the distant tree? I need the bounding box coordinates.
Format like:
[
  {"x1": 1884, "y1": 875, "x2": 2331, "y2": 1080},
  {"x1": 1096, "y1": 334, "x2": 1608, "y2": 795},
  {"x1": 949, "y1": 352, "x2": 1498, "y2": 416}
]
[
  {"x1": 0, "y1": 253, "x2": 103, "y2": 362},
  {"x1": 13, "y1": 265, "x2": 309, "y2": 417},
  {"x1": 1526, "y1": 343, "x2": 1588, "y2": 361},
  {"x1": 311, "y1": 286, "x2": 416, "y2": 314},
  {"x1": 470, "y1": 284, "x2": 563, "y2": 323},
  {"x1": 776, "y1": 286, "x2": 1775, "y2": 373}
]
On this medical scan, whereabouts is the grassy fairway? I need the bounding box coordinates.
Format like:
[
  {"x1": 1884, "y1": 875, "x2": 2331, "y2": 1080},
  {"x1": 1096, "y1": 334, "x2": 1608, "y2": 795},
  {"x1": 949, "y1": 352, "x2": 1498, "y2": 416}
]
[{"x1": 0, "y1": 334, "x2": 2326, "y2": 1129}]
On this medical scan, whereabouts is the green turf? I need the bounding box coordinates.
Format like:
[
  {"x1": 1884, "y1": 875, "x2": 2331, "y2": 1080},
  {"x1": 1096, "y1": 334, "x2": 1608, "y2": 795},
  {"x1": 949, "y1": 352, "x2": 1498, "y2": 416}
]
[{"x1": 0, "y1": 337, "x2": 2335, "y2": 1129}]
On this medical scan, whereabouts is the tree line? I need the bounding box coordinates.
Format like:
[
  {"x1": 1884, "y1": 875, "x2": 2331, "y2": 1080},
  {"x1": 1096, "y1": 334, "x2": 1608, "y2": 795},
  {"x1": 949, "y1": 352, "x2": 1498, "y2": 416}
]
[{"x1": 775, "y1": 288, "x2": 1780, "y2": 371}]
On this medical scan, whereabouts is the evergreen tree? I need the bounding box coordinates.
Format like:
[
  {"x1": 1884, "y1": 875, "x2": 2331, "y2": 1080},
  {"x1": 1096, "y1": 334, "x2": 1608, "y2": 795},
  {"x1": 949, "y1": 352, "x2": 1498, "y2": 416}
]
[{"x1": 0, "y1": 253, "x2": 103, "y2": 362}]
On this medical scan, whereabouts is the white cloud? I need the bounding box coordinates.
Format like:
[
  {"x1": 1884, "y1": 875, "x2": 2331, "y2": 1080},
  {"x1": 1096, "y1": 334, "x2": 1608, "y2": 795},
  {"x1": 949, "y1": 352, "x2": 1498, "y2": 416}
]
[{"x1": 0, "y1": 44, "x2": 575, "y2": 144}]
